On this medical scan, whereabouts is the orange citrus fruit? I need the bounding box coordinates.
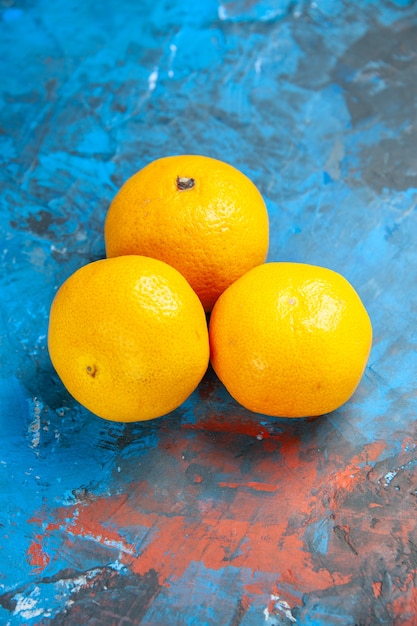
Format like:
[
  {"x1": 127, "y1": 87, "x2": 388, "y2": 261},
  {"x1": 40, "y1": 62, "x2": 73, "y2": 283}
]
[
  {"x1": 209, "y1": 262, "x2": 372, "y2": 418},
  {"x1": 48, "y1": 255, "x2": 209, "y2": 422},
  {"x1": 104, "y1": 154, "x2": 269, "y2": 311}
]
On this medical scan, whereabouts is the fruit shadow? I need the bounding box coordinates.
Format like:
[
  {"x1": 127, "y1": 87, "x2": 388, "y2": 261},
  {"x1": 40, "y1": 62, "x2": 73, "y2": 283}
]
[{"x1": 181, "y1": 364, "x2": 333, "y2": 467}]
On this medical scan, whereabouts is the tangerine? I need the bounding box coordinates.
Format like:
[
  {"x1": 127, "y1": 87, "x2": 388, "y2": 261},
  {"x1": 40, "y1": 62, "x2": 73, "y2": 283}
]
[
  {"x1": 209, "y1": 262, "x2": 372, "y2": 418},
  {"x1": 104, "y1": 154, "x2": 269, "y2": 311},
  {"x1": 48, "y1": 255, "x2": 209, "y2": 422}
]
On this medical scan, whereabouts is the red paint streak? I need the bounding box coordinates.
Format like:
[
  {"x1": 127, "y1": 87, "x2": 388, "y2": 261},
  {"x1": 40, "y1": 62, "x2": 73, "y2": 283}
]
[
  {"x1": 387, "y1": 579, "x2": 417, "y2": 626},
  {"x1": 372, "y1": 581, "x2": 382, "y2": 598},
  {"x1": 126, "y1": 513, "x2": 352, "y2": 592},
  {"x1": 128, "y1": 516, "x2": 251, "y2": 583},
  {"x1": 27, "y1": 535, "x2": 50, "y2": 573},
  {"x1": 267, "y1": 594, "x2": 277, "y2": 614},
  {"x1": 231, "y1": 521, "x2": 351, "y2": 590},
  {"x1": 331, "y1": 440, "x2": 387, "y2": 494},
  {"x1": 331, "y1": 464, "x2": 362, "y2": 493},
  {"x1": 218, "y1": 481, "x2": 280, "y2": 492},
  {"x1": 183, "y1": 414, "x2": 282, "y2": 440},
  {"x1": 44, "y1": 495, "x2": 137, "y2": 560},
  {"x1": 267, "y1": 578, "x2": 301, "y2": 608},
  {"x1": 240, "y1": 594, "x2": 251, "y2": 611},
  {"x1": 243, "y1": 582, "x2": 268, "y2": 596},
  {"x1": 27, "y1": 516, "x2": 44, "y2": 525}
]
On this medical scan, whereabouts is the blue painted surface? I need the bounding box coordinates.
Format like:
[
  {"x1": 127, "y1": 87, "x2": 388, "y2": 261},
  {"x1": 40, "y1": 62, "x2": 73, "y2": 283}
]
[{"x1": 2, "y1": 1, "x2": 417, "y2": 624}]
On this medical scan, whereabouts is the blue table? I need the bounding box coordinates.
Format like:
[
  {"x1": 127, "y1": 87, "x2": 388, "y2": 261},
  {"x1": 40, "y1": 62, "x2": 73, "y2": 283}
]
[{"x1": 1, "y1": 1, "x2": 417, "y2": 624}]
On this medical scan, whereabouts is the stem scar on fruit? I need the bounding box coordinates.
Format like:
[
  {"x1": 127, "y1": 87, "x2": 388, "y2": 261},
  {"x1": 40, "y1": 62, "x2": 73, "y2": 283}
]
[
  {"x1": 86, "y1": 365, "x2": 98, "y2": 378},
  {"x1": 176, "y1": 176, "x2": 195, "y2": 190}
]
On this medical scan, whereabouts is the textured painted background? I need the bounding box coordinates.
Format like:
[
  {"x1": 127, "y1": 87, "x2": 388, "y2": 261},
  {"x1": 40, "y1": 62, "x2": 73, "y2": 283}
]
[{"x1": 1, "y1": 0, "x2": 417, "y2": 624}]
